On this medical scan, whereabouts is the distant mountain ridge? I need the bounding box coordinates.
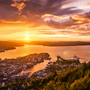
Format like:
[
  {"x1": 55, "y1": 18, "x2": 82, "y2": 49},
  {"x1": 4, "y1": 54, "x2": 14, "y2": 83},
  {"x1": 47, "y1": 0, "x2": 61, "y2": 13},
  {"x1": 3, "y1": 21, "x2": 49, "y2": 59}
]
[{"x1": 25, "y1": 41, "x2": 90, "y2": 46}]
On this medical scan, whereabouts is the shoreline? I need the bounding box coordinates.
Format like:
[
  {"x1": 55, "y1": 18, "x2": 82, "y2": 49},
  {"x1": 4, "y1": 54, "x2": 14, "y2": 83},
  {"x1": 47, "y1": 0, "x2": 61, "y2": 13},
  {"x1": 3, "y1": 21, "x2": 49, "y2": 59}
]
[
  {"x1": 0, "y1": 47, "x2": 16, "y2": 53},
  {"x1": 0, "y1": 53, "x2": 82, "y2": 86},
  {"x1": 0, "y1": 53, "x2": 84, "y2": 90},
  {"x1": 0, "y1": 41, "x2": 24, "y2": 53},
  {"x1": 29, "y1": 44, "x2": 90, "y2": 47},
  {"x1": 0, "y1": 44, "x2": 90, "y2": 54},
  {"x1": 25, "y1": 41, "x2": 90, "y2": 46},
  {"x1": 1, "y1": 42, "x2": 90, "y2": 54},
  {"x1": 0, "y1": 53, "x2": 51, "y2": 86}
]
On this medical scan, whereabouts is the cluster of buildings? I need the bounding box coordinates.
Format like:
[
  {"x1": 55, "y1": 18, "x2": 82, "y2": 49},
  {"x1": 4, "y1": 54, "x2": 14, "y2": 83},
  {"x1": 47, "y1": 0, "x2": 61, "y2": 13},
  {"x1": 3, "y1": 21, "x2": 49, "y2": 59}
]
[
  {"x1": 30, "y1": 69, "x2": 53, "y2": 80},
  {"x1": 0, "y1": 53, "x2": 50, "y2": 86},
  {"x1": 29, "y1": 55, "x2": 82, "y2": 80},
  {"x1": 0, "y1": 53, "x2": 83, "y2": 89}
]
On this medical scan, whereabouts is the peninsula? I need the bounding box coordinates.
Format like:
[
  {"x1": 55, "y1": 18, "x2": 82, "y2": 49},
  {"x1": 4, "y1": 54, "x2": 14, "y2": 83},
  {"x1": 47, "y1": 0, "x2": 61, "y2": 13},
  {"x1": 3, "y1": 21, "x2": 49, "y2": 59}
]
[
  {"x1": 0, "y1": 41, "x2": 24, "y2": 53},
  {"x1": 0, "y1": 53, "x2": 85, "y2": 90}
]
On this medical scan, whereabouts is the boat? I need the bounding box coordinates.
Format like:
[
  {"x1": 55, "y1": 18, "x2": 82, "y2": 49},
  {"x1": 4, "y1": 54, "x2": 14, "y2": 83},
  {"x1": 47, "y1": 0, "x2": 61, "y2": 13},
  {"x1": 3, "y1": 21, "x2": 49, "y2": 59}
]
[{"x1": 73, "y1": 55, "x2": 80, "y2": 61}]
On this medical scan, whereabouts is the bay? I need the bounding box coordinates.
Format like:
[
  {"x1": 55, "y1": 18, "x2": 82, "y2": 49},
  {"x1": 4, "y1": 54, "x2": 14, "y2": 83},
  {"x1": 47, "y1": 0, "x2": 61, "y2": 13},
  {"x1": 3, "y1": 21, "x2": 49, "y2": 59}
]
[{"x1": 0, "y1": 45, "x2": 90, "y2": 75}]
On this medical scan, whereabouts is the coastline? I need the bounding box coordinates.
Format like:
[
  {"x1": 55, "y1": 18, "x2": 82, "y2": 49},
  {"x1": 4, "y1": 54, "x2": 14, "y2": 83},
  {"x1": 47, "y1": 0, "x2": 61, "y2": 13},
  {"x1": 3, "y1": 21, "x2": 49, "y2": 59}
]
[
  {"x1": 0, "y1": 53, "x2": 84, "y2": 90},
  {"x1": 0, "y1": 53, "x2": 50, "y2": 86},
  {"x1": 0, "y1": 41, "x2": 24, "y2": 53},
  {"x1": 25, "y1": 41, "x2": 90, "y2": 46},
  {"x1": 0, "y1": 47, "x2": 16, "y2": 53},
  {"x1": 1, "y1": 41, "x2": 90, "y2": 54}
]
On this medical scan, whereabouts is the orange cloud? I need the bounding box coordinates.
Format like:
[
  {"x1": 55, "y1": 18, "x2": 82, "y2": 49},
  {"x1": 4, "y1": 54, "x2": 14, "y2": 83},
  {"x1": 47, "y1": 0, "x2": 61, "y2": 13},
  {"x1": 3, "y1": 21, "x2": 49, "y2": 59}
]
[
  {"x1": 46, "y1": 12, "x2": 90, "y2": 31},
  {"x1": 12, "y1": 0, "x2": 30, "y2": 2},
  {"x1": 0, "y1": 20, "x2": 26, "y2": 24},
  {"x1": 72, "y1": 14, "x2": 85, "y2": 21},
  {"x1": 0, "y1": 0, "x2": 83, "y2": 28},
  {"x1": 72, "y1": 14, "x2": 90, "y2": 24},
  {"x1": 11, "y1": 2, "x2": 26, "y2": 14},
  {"x1": 41, "y1": 14, "x2": 68, "y2": 19}
]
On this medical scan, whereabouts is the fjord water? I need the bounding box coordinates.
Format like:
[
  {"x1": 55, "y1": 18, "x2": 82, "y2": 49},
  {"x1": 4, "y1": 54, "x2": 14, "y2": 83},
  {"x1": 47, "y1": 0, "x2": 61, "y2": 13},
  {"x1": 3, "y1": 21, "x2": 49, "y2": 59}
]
[
  {"x1": 0, "y1": 45, "x2": 90, "y2": 75},
  {"x1": 0, "y1": 45, "x2": 90, "y2": 62}
]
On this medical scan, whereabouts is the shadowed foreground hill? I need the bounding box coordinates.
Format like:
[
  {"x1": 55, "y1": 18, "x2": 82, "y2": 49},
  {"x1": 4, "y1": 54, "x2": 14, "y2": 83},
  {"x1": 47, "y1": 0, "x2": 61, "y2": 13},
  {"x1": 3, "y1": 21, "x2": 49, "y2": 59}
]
[{"x1": 1, "y1": 62, "x2": 90, "y2": 90}]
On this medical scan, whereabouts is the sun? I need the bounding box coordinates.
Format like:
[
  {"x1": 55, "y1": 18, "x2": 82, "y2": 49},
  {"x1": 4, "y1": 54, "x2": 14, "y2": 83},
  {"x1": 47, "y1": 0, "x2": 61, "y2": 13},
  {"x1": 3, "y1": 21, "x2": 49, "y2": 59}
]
[{"x1": 26, "y1": 37, "x2": 29, "y2": 40}]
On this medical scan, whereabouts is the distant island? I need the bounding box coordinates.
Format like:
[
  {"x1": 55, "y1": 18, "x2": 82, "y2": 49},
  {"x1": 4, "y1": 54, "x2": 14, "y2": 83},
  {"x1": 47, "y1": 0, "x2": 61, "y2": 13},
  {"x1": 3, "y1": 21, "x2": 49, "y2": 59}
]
[
  {"x1": 0, "y1": 41, "x2": 24, "y2": 53},
  {"x1": 24, "y1": 41, "x2": 90, "y2": 46}
]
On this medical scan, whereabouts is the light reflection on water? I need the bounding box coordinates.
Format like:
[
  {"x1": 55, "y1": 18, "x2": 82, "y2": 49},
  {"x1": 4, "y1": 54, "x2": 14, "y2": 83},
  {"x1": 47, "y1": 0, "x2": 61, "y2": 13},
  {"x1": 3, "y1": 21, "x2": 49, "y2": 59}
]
[
  {"x1": 0, "y1": 45, "x2": 90, "y2": 75},
  {"x1": 18, "y1": 60, "x2": 50, "y2": 77}
]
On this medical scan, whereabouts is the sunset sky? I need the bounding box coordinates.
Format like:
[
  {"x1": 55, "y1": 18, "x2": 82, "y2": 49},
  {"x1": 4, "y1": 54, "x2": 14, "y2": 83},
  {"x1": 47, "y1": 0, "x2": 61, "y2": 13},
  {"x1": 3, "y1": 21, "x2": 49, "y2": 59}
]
[{"x1": 0, "y1": 0, "x2": 90, "y2": 41}]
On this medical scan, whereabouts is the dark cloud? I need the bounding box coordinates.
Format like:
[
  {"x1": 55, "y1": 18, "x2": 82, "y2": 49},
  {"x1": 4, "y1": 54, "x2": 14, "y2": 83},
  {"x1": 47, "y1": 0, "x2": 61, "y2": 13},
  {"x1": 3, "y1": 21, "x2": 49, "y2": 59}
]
[
  {"x1": 0, "y1": 0, "x2": 18, "y2": 11},
  {"x1": 46, "y1": 11, "x2": 90, "y2": 36},
  {"x1": 21, "y1": 0, "x2": 83, "y2": 18},
  {"x1": 47, "y1": 18, "x2": 74, "y2": 29},
  {"x1": 0, "y1": 0, "x2": 83, "y2": 26},
  {"x1": 0, "y1": 0, "x2": 12, "y2": 5},
  {"x1": 53, "y1": 7, "x2": 83, "y2": 16},
  {"x1": 47, "y1": 12, "x2": 90, "y2": 29}
]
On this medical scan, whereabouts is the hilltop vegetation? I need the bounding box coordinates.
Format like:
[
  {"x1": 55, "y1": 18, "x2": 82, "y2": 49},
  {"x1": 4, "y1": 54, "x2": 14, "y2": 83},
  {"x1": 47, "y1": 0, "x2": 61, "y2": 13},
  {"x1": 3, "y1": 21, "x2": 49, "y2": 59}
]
[
  {"x1": 1, "y1": 62, "x2": 90, "y2": 90},
  {"x1": 27, "y1": 62, "x2": 90, "y2": 90}
]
